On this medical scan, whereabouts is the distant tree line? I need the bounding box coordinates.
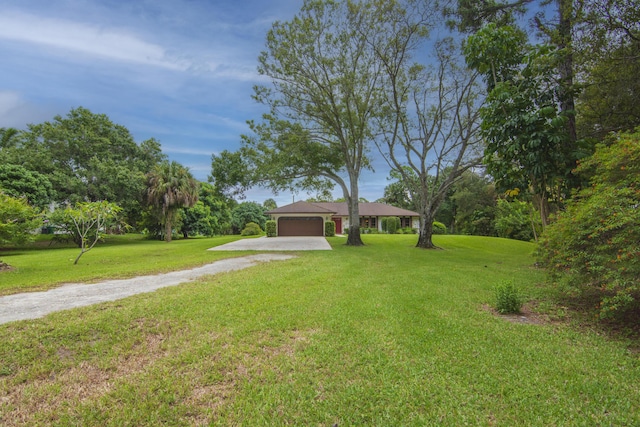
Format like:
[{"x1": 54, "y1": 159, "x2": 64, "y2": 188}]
[{"x1": 0, "y1": 107, "x2": 245, "y2": 245}]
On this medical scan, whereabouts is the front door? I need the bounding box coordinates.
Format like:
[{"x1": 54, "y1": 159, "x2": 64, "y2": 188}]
[{"x1": 332, "y1": 217, "x2": 342, "y2": 234}]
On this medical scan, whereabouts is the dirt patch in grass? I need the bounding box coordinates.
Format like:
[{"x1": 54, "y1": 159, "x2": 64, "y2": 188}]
[
  {"x1": 0, "y1": 261, "x2": 14, "y2": 272},
  {"x1": 0, "y1": 319, "x2": 172, "y2": 426},
  {"x1": 182, "y1": 328, "x2": 319, "y2": 425},
  {"x1": 482, "y1": 303, "x2": 549, "y2": 325}
]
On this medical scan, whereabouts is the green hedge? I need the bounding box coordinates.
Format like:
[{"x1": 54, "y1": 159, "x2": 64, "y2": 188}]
[
  {"x1": 324, "y1": 220, "x2": 335, "y2": 237},
  {"x1": 265, "y1": 220, "x2": 276, "y2": 237}
]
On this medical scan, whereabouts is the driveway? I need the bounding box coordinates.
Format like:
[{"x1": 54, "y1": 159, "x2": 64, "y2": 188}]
[
  {"x1": 0, "y1": 254, "x2": 295, "y2": 325},
  {"x1": 208, "y1": 236, "x2": 332, "y2": 251}
]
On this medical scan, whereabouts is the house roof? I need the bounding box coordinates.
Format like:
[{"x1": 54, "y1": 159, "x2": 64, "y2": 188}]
[
  {"x1": 268, "y1": 201, "x2": 419, "y2": 217},
  {"x1": 265, "y1": 200, "x2": 336, "y2": 215},
  {"x1": 315, "y1": 202, "x2": 419, "y2": 217}
]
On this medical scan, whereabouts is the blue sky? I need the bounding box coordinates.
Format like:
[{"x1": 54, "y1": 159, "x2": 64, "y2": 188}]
[{"x1": 0, "y1": 0, "x2": 396, "y2": 206}]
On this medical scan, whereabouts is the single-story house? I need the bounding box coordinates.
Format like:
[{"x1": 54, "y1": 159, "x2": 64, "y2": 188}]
[{"x1": 265, "y1": 201, "x2": 420, "y2": 236}]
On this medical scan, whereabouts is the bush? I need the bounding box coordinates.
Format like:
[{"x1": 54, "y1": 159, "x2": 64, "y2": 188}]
[
  {"x1": 537, "y1": 129, "x2": 640, "y2": 319},
  {"x1": 400, "y1": 227, "x2": 417, "y2": 234},
  {"x1": 381, "y1": 217, "x2": 400, "y2": 234},
  {"x1": 265, "y1": 220, "x2": 276, "y2": 237},
  {"x1": 494, "y1": 199, "x2": 540, "y2": 241},
  {"x1": 0, "y1": 192, "x2": 42, "y2": 247},
  {"x1": 324, "y1": 220, "x2": 335, "y2": 237},
  {"x1": 432, "y1": 221, "x2": 447, "y2": 235},
  {"x1": 494, "y1": 281, "x2": 523, "y2": 314},
  {"x1": 241, "y1": 222, "x2": 263, "y2": 236}
]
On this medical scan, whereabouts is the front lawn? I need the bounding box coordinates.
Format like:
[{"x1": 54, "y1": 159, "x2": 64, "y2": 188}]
[
  {"x1": 1, "y1": 235, "x2": 638, "y2": 425},
  {"x1": 0, "y1": 234, "x2": 247, "y2": 295}
]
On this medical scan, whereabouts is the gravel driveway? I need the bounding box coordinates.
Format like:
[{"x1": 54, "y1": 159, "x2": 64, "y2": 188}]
[{"x1": 0, "y1": 253, "x2": 294, "y2": 325}]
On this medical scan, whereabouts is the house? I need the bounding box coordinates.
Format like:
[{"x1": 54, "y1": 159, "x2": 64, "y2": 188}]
[{"x1": 265, "y1": 201, "x2": 420, "y2": 236}]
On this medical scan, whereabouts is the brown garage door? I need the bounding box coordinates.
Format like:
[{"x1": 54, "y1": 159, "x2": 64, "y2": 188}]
[{"x1": 278, "y1": 217, "x2": 323, "y2": 236}]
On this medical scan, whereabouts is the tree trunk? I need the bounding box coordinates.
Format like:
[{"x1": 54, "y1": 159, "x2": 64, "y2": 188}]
[
  {"x1": 416, "y1": 212, "x2": 438, "y2": 249},
  {"x1": 345, "y1": 183, "x2": 364, "y2": 246},
  {"x1": 164, "y1": 210, "x2": 173, "y2": 242}
]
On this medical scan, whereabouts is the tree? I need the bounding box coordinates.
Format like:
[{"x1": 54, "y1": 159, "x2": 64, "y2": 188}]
[
  {"x1": 51, "y1": 201, "x2": 123, "y2": 264},
  {"x1": 180, "y1": 201, "x2": 214, "y2": 238},
  {"x1": 438, "y1": 170, "x2": 497, "y2": 235},
  {"x1": 181, "y1": 182, "x2": 236, "y2": 237},
  {"x1": 464, "y1": 24, "x2": 578, "y2": 227},
  {"x1": 377, "y1": 36, "x2": 484, "y2": 248},
  {"x1": 146, "y1": 161, "x2": 199, "y2": 242},
  {"x1": 380, "y1": 169, "x2": 420, "y2": 212},
  {"x1": 198, "y1": 182, "x2": 235, "y2": 235},
  {"x1": 537, "y1": 128, "x2": 640, "y2": 319},
  {"x1": 210, "y1": 150, "x2": 254, "y2": 199},
  {"x1": 0, "y1": 164, "x2": 55, "y2": 209},
  {"x1": 0, "y1": 192, "x2": 42, "y2": 248},
  {"x1": 448, "y1": 1, "x2": 579, "y2": 154},
  {"x1": 231, "y1": 202, "x2": 266, "y2": 234},
  {"x1": 241, "y1": 0, "x2": 420, "y2": 246},
  {"x1": 494, "y1": 198, "x2": 541, "y2": 241},
  {"x1": 263, "y1": 198, "x2": 277, "y2": 211},
  {"x1": 575, "y1": 0, "x2": 640, "y2": 140},
  {"x1": 0, "y1": 127, "x2": 20, "y2": 150},
  {"x1": 443, "y1": 0, "x2": 531, "y2": 33},
  {"x1": 11, "y1": 107, "x2": 165, "y2": 225}
]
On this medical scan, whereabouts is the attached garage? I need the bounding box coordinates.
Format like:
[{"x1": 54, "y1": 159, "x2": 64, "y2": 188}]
[
  {"x1": 266, "y1": 201, "x2": 337, "y2": 237},
  {"x1": 278, "y1": 217, "x2": 324, "y2": 236}
]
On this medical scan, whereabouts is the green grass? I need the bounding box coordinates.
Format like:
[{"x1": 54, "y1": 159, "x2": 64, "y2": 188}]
[
  {"x1": 1, "y1": 234, "x2": 639, "y2": 426},
  {"x1": 0, "y1": 234, "x2": 249, "y2": 295}
]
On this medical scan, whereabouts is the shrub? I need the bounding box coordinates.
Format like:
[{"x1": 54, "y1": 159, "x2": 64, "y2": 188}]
[
  {"x1": 400, "y1": 227, "x2": 417, "y2": 234},
  {"x1": 0, "y1": 192, "x2": 42, "y2": 247},
  {"x1": 537, "y1": 129, "x2": 640, "y2": 319},
  {"x1": 241, "y1": 222, "x2": 263, "y2": 236},
  {"x1": 494, "y1": 199, "x2": 541, "y2": 241},
  {"x1": 361, "y1": 227, "x2": 379, "y2": 234},
  {"x1": 265, "y1": 220, "x2": 276, "y2": 237},
  {"x1": 432, "y1": 221, "x2": 447, "y2": 235},
  {"x1": 494, "y1": 281, "x2": 523, "y2": 314},
  {"x1": 381, "y1": 217, "x2": 400, "y2": 234},
  {"x1": 325, "y1": 220, "x2": 335, "y2": 237}
]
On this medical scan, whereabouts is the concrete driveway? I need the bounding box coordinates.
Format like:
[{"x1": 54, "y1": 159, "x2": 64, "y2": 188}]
[{"x1": 208, "y1": 236, "x2": 332, "y2": 251}]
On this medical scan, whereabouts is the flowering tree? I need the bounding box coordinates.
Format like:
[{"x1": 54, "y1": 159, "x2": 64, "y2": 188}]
[{"x1": 53, "y1": 201, "x2": 122, "y2": 265}]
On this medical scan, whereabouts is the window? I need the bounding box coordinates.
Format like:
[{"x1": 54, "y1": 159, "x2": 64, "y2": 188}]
[{"x1": 360, "y1": 217, "x2": 377, "y2": 228}]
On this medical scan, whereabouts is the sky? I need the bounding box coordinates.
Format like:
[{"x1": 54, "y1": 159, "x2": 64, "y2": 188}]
[{"x1": 0, "y1": 0, "x2": 396, "y2": 206}]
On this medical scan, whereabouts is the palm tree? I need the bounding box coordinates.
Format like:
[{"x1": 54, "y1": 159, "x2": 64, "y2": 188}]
[
  {"x1": 146, "y1": 161, "x2": 199, "y2": 242},
  {"x1": 0, "y1": 127, "x2": 20, "y2": 149}
]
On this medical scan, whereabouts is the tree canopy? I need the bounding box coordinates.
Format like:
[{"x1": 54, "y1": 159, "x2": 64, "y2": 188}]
[
  {"x1": 238, "y1": 0, "x2": 422, "y2": 246},
  {"x1": 2, "y1": 107, "x2": 166, "y2": 225}
]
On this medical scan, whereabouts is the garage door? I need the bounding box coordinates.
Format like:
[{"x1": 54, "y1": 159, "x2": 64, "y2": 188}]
[{"x1": 278, "y1": 217, "x2": 324, "y2": 236}]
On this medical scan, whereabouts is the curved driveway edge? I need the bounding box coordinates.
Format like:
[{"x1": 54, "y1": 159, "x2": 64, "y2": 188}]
[
  {"x1": 0, "y1": 253, "x2": 295, "y2": 325},
  {"x1": 208, "y1": 236, "x2": 332, "y2": 251}
]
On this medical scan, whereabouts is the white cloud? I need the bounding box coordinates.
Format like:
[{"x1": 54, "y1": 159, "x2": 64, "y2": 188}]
[{"x1": 0, "y1": 11, "x2": 188, "y2": 71}]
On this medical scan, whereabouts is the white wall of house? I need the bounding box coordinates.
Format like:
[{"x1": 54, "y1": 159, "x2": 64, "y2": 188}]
[{"x1": 335, "y1": 216, "x2": 419, "y2": 233}]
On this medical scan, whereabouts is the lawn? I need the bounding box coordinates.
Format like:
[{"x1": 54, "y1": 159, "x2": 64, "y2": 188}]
[
  {"x1": 1, "y1": 234, "x2": 638, "y2": 426},
  {"x1": 0, "y1": 234, "x2": 249, "y2": 295}
]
